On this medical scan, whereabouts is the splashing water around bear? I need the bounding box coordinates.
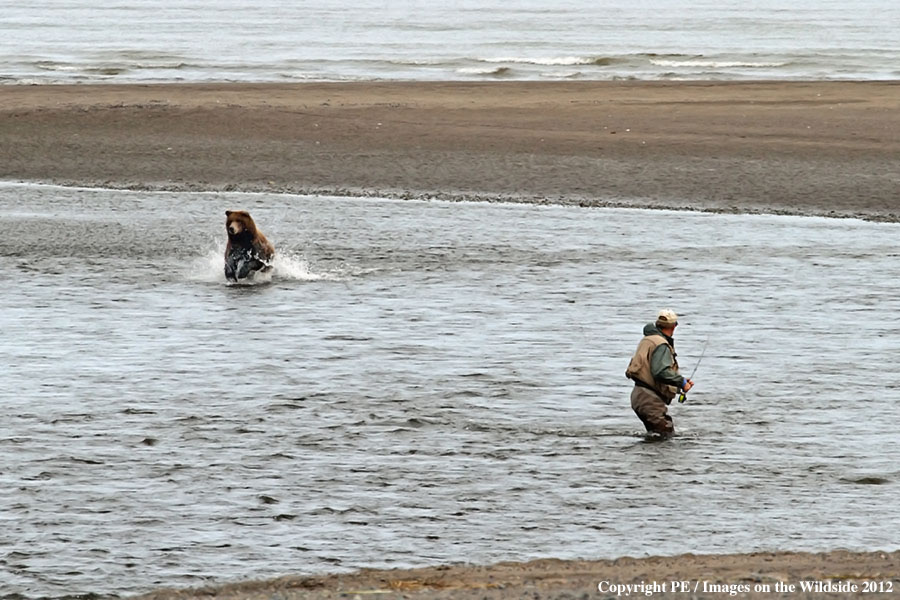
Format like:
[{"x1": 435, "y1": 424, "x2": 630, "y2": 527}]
[
  {"x1": 269, "y1": 252, "x2": 335, "y2": 282},
  {"x1": 186, "y1": 242, "x2": 335, "y2": 284}
]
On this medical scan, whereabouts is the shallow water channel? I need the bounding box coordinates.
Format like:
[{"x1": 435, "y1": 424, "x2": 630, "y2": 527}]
[{"x1": 2, "y1": 183, "x2": 898, "y2": 598}]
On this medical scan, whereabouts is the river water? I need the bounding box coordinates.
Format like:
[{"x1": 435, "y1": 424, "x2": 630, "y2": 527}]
[{"x1": 2, "y1": 183, "x2": 899, "y2": 598}]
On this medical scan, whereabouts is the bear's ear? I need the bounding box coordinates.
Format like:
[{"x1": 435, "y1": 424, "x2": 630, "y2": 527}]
[{"x1": 225, "y1": 210, "x2": 232, "y2": 217}]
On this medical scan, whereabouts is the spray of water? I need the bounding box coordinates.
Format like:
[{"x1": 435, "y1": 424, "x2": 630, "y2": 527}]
[{"x1": 185, "y1": 240, "x2": 337, "y2": 284}]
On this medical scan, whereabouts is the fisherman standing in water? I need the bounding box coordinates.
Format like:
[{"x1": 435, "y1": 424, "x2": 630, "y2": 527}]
[{"x1": 625, "y1": 309, "x2": 694, "y2": 436}]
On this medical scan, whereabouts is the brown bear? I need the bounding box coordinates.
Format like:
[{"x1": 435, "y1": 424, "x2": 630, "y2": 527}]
[{"x1": 224, "y1": 210, "x2": 275, "y2": 281}]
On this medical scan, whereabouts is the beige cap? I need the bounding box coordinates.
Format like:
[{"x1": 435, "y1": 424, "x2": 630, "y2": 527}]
[{"x1": 656, "y1": 308, "x2": 678, "y2": 328}]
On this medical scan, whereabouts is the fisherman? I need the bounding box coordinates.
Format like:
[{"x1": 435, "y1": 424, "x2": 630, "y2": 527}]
[{"x1": 625, "y1": 309, "x2": 693, "y2": 436}]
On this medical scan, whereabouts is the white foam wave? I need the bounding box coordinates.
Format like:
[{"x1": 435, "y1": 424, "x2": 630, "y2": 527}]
[
  {"x1": 541, "y1": 70, "x2": 583, "y2": 79},
  {"x1": 456, "y1": 66, "x2": 511, "y2": 76},
  {"x1": 650, "y1": 59, "x2": 787, "y2": 69},
  {"x1": 35, "y1": 61, "x2": 80, "y2": 72},
  {"x1": 483, "y1": 56, "x2": 594, "y2": 66}
]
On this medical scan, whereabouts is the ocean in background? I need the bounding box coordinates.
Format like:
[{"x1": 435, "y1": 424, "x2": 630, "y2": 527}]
[{"x1": 2, "y1": 0, "x2": 899, "y2": 84}]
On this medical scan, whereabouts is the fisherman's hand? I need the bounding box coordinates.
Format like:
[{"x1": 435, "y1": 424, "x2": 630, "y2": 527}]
[{"x1": 682, "y1": 379, "x2": 694, "y2": 393}]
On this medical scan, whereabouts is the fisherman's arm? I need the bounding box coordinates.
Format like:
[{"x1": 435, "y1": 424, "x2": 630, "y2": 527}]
[{"x1": 650, "y1": 344, "x2": 690, "y2": 389}]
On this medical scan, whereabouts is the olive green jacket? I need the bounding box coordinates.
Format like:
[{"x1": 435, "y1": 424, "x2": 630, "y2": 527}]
[{"x1": 625, "y1": 323, "x2": 685, "y2": 400}]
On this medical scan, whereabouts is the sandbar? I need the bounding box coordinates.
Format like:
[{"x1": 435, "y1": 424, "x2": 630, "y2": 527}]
[{"x1": 1, "y1": 80, "x2": 899, "y2": 221}]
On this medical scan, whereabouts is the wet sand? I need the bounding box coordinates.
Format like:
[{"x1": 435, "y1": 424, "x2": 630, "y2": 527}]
[
  {"x1": 134, "y1": 550, "x2": 900, "y2": 599},
  {"x1": 1, "y1": 80, "x2": 899, "y2": 221}
]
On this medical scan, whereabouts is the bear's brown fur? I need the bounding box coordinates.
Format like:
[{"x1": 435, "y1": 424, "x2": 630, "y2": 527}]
[{"x1": 224, "y1": 210, "x2": 275, "y2": 281}]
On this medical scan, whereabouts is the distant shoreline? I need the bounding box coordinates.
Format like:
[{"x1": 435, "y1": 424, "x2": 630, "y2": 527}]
[{"x1": 1, "y1": 80, "x2": 899, "y2": 222}]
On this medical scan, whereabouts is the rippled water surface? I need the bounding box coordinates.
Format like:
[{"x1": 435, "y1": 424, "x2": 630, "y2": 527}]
[
  {"x1": 3, "y1": 0, "x2": 899, "y2": 82},
  {"x1": 2, "y1": 183, "x2": 899, "y2": 598}
]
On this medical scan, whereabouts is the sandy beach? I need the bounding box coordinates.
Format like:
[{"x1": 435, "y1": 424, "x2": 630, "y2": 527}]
[
  {"x1": 1, "y1": 80, "x2": 899, "y2": 221},
  {"x1": 3, "y1": 81, "x2": 900, "y2": 598},
  {"x1": 134, "y1": 550, "x2": 900, "y2": 599}
]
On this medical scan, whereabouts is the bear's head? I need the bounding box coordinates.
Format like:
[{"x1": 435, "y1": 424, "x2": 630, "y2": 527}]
[{"x1": 225, "y1": 210, "x2": 259, "y2": 240}]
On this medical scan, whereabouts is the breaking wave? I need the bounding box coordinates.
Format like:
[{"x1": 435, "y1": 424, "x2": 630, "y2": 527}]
[
  {"x1": 456, "y1": 65, "x2": 512, "y2": 76},
  {"x1": 482, "y1": 55, "x2": 620, "y2": 66},
  {"x1": 649, "y1": 58, "x2": 789, "y2": 69}
]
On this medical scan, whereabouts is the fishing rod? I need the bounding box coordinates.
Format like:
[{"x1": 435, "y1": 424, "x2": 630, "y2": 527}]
[{"x1": 677, "y1": 336, "x2": 708, "y2": 404}]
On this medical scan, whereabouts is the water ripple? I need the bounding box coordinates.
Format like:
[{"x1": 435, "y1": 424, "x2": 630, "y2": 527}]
[{"x1": 1, "y1": 183, "x2": 899, "y2": 598}]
